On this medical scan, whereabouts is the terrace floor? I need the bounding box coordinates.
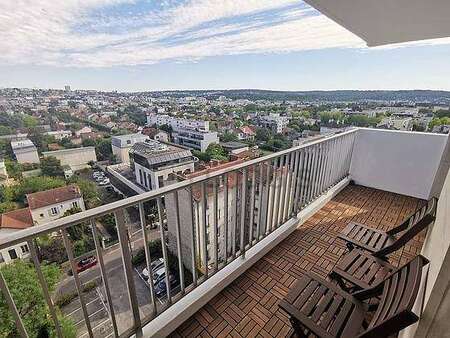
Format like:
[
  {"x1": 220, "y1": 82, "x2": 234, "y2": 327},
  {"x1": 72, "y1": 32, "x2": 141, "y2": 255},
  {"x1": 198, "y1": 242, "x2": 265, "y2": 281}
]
[{"x1": 171, "y1": 184, "x2": 426, "y2": 338}]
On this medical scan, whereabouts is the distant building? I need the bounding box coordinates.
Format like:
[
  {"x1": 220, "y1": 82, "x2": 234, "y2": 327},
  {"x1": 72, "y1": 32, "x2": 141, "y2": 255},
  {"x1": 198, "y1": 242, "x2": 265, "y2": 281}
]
[
  {"x1": 27, "y1": 184, "x2": 85, "y2": 226},
  {"x1": 0, "y1": 184, "x2": 85, "y2": 264},
  {"x1": 0, "y1": 209, "x2": 33, "y2": 265},
  {"x1": 237, "y1": 126, "x2": 256, "y2": 141},
  {"x1": 0, "y1": 160, "x2": 8, "y2": 181},
  {"x1": 142, "y1": 127, "x2": 169, "y2": 143},
  {"x1": 11, "y1": 139, "x2": 40, "y2": 164},
  {"x1": 147, "y1": 113, "x2": 219, "y2": 151},
  {"x1": 45, "y1": 130, "x2": 72, "y2": 140},
  {"x1": 220, "y1": 141, "x2": 249, "y2": 155},
  {"x1": 129, "y1": 140, "x2": 195, "y2": 190},
  {"x1": 432, "y1": 124, "x2": 450, "y2": 134},
  {"x1": 64, "y1": 85, "x2": 71, "y2": 91},
  {"x1": 377, "y1": 117, "x2": 413, "y2": 131},
  {"x1": 259, "y1": 113, "x2": 290, "y2": 134},
  {"x1": 111, "y1": 133, "x2": 149, "y2": 163},
  {"x1": 42, "y1": 147, "x2": 97, "y2": 170},
  {"x1": 75, "y1": 126, "x2": 92, "y2": 137}
]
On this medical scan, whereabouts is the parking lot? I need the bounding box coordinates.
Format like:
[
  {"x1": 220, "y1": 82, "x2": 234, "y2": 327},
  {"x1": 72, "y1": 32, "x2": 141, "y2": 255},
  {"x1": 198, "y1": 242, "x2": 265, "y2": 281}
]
[{"x1": 61, "y1": 287, "x2": 114, "y2": 338}]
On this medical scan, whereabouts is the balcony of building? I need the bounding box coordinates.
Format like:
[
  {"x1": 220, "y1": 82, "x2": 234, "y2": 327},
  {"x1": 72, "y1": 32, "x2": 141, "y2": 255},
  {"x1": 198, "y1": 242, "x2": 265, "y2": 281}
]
[{"x1": 0, "y1": 128, "x2": 449, "y2": 338}]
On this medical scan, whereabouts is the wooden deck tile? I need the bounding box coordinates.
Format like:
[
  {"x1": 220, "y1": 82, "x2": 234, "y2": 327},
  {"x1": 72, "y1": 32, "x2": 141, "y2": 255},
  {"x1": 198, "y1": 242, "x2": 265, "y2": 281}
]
[{"x1": 171, "y1": 185, "x2": 425, "y2": 338}]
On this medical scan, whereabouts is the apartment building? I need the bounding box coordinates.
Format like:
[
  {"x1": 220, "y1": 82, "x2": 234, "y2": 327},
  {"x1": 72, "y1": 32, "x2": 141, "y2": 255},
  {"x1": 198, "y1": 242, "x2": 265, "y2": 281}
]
[
  {"x1": 147, "y1": 113, "x2": 219, "y2": 151},
  {"x1": 11, "y1": 139, "x2": 40, "y2": 164},
  {"x1": 0, "y1": 209, "x2": 33, "y2": 265},
  {"x1": 129, "y1": 140, "x2": 196, "y2": 191},
  {"x1": 111, "y1": 133, "x2": 149, "y2": 163},
  {"x1": 259, "y1": 113, "x2": 290, "y2": 134}
]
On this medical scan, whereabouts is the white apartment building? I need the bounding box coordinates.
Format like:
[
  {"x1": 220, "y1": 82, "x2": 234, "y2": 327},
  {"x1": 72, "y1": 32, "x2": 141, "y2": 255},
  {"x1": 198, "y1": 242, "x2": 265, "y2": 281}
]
[
  {"x1": 111, "y1": 133, "x2": 149, "y2": 163},
  {"x1": 147, "y1": 113, "x2": 219, "y2": 152},
  {"x1": 45, "y1": 130, "x2": 72, "y2": 140},
  {"x1": 11, "y1": 139, "x2": 40, "y2": 164},
  {"x1": 259, "y1": 113, "x2": 290, "y2": 134},
  {"x1": 129, "y1": 140, "x2": 196, "y2": 191},
  {"x1": 42, "y1": 147, "x2": 97, "y2": 170}
]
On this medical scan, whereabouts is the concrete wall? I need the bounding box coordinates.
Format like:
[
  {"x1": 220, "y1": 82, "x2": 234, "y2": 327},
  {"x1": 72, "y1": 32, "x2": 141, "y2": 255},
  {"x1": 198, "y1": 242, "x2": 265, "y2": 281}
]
[
  {"x1": 43, "y1": 147, "x2": 97, "y2": 171},
  {"x1": 401, "y1": 146, "x2": 450, "y2": 338},
  {"x1": 349, "y1": 128, "x2": 448, "y2": 199}
]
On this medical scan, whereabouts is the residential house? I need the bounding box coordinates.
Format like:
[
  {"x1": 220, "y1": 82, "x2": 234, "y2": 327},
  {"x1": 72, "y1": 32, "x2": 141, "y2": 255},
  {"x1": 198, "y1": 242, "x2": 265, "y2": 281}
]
[{"x1": 11, "y1": 139, "x2": 40, "y2": 164}]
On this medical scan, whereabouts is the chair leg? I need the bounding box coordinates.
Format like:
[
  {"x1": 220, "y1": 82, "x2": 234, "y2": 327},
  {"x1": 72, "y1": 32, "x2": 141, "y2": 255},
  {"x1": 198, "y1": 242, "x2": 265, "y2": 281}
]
[{"x1": 290, "y1": 318, "x2": 309, "y2": 338}]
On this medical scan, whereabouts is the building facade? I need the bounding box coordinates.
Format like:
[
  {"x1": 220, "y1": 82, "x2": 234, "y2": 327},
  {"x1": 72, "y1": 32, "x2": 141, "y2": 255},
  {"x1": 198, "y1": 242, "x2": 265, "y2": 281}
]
[
  {"x1": 111, "y1": 133, "x2": 149, "y2": 163},
  {"x1": 129, "y1": 140, "x2": 196, "y2": 191},
  {"x1": 42, "y1": 147, "x2": 97, "y2": 170},
  {"x1": 11, "y1": 139, "x2": 40, "y2": 164}
]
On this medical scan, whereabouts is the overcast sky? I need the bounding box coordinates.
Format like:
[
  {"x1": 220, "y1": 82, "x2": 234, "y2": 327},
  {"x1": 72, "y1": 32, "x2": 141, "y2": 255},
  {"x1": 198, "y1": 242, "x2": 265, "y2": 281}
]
[{"x1": 1, "y1": 0, "x2": 450, "y2": 91}]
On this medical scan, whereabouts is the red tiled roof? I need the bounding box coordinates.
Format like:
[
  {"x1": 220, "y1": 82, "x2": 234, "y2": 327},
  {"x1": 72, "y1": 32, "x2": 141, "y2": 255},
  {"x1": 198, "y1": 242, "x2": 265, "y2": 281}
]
[
  {"x1": 26, "y1": 184, "x2": 82, "y2": 210},
  {"x1": 240, "y1": 126, "x2": 256, "y2": 135},
  {"x1": 0, "y1": 208, "x2": 33, "y2": 230}
]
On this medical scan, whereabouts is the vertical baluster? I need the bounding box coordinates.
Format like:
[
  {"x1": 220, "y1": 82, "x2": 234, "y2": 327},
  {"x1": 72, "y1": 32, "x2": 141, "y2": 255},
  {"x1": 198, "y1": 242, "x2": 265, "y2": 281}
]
[
  {"x1": 27, "y1": 240, "x2": 64, "y2": 338},
  {"x1": 268, "y1": 158, "x2": 277, "y2": 232},
  {"x1": 212, "y1": 178, "x2": 219, "y2": 271},
  {"x1": 280, "y1": 153, "x2": 290, "y2": 223},
  {"x1": 114, "y1": 210, "x2": 142, "y2": 336},
  {"x1": 232, "y1": 173, "x2": 239, "y2": 258},
  {"x1": 200, "y1": 182, "x2": 209, "y2": 278},
  {"x1": 172, "y1": 191, "x2": 185, "y2": 293},
  {"x1": 256, "y1": 163, "x2": 264, "y2": 241},
  {"x1": 248, "y1": 166, "x2": 256, "y2": 247},
  {"x1": 337, "y1": 135, "x2": 346, "y2": 180},
  {"x1": 299, "y1": 150, "x2": 309, "y2": 207},
  {"x1": 0, "y1": 271, "x2": 29, "y2": 337},
  {"x1": 61, "y1": 228, "x2": 95, "y2": 338},
  {"x1": 306, "y1": 147, "x2": 316, "y2": 204},
  {"x1": 329, "y1": 137, "x2": 338, "y2": 186},
  {"x1": 264, "y1": 161, "x2": 271, "y2": 235},
  {"x1": 223, "y1": 173, "x2": 229, "y2": 263},
  {"x1": 90, "y1": 220, "x2": 120, "y2": 337},
  {"x1": 138, "y1": 205, "x2": 157, "y2": 316},
  {"x1": 273, "y1": 155, "x2": 283, "y2": 228},
  {"x1": 317, "y1": 142, "x2": 327, "y2": 196},
  {"x1": 320, "y1": 140, "x2": 330, "y2": 193},
  {"x1": 239, "y1": 168, "x2": 247, "y2": 257},
  {"x1": 288, "y1": 151, "x2": 299, "y2": 218},
  {"x1": 188, "y1": 187, "x2": 198, "y2": 286},
  {"x1": 156, "y1": 197, "x2": 172, "y2": 303},
  {"x1": 293, "y1": 151, "x2": 303, "y2": 215},
  {"x1": 313, "y1": 144, "x2": 322, "y2": 198}
]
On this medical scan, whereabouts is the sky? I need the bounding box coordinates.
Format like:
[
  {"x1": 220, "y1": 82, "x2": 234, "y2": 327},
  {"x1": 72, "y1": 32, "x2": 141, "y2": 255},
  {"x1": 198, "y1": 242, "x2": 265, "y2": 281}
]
[{"x1": 1, "y1": 0, "x2": 450, "y2": 92}]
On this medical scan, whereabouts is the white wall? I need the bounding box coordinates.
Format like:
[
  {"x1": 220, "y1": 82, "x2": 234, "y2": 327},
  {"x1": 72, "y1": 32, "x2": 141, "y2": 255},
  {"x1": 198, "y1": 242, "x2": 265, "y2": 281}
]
[
  {"x1": 29, "y1": 197, "x2": 85, "y2": 226},
  {"x1": 349, "y1": 128, "x2": 448, "y2": 199}
]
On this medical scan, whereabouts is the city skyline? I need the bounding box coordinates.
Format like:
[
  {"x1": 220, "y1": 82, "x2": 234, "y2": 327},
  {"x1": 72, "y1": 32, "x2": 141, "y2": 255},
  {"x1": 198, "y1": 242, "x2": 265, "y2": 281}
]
[{"x1": 2, "y1": 0, "x2": 450, "y2": 91}]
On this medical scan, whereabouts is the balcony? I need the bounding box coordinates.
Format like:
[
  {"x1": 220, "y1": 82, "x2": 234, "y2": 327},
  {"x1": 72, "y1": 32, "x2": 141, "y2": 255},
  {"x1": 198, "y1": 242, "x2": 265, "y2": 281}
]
[{"x1": 0, "y1": 128, "x2": 449, "y2": 338}]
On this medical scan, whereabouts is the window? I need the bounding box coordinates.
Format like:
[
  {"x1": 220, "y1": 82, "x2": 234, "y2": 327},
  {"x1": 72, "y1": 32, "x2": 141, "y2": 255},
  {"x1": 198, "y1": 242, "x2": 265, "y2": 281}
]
[
  {"x1": 8, "y1": 249, "x2": 17, "y2": 260},
  {"x1": 20, "y1": 245, "x2": 29, "y2": 254},
  {"x1": 40, "y1": 213, "x2": 44, "y2": 218},
  {"x1": 0, "y1": 253, "x2": 4, "y2": 263},
  {"x1": 50, "y1": 207, "x2": 58, "y2": 215},
  {"x1": 72, "y1": 201, "x2": 78, "y2": 208}
]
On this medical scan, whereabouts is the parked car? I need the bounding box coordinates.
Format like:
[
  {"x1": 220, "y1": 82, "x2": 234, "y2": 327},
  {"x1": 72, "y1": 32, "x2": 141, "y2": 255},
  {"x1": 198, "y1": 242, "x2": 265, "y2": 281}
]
[
  {"x1": 142, "y1": 258, "x2": 165, "y2": 279},
  {"x1": 98, "y1": 178, "x2": 110, "y2": 186},
  {"x1": 154, "y1": 275, "x2": 178, "y2": 298},
  {"x1": 95, "y1": 174, "x2": 106, "y2": 181},
  {"x1": 92, "y1": 171, "x2": 104, "y2": 178},
  {"x1": 152, "y1": 267, "x2": 168, "y2": 285},
  {"x1": 68, "y1": 256, "x2": 97, "y2": 275}
]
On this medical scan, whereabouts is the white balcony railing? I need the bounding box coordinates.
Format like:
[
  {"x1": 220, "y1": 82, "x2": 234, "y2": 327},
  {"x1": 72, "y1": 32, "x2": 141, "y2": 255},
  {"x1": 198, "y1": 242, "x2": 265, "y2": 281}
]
[{"x1": 0, "y1": 129, "x2": 357, "y2": 338}]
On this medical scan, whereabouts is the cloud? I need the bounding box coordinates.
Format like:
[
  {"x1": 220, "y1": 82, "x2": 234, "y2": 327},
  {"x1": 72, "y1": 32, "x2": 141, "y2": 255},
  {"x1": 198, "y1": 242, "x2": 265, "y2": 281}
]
[{"x1": 0, "y1": 0, "x2": 445, "y2": 68}]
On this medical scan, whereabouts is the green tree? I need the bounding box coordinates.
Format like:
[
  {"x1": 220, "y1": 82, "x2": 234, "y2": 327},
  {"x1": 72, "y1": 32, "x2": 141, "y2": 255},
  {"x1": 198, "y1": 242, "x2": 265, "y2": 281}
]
[
  {"x1": 429, "y1": 117, "x2": 450, "y2": 130},
  {"x1": 205, "y1": 143, "x2": 227, "y2": 161},
  {"x1": 0, "y1": 201, "x2": 17, "y2": 213},
  {"x1": 4, "y1": 159, "x2": 23, "y2": 179},
  {"x1": 67, "y1": 177, "x2": 99, "y2": 208},
  {"x1": 220, "y1": 132, "x2": 238, "y2": 142},
  {"x1": 0, "y1": 260, "x2": 64, "y2": 337},
  {"x1": 4, "y1": 176, "x2": 66, "y2": 204},
  {"x1": 40, "y1": 156, "x2": 65, "y2": 177},
  {"x1": 95, "y1": 138, "x2": 113, "y2": 161},
  {"x1": 159, "y1": 124, "x2": 173, "y2": 135},
  {"x1": 23, "y1": 115, "x2": 38, "y2": 128},
  {"x1": 255, "y1": 127, "x2": 272, "y2": 142},
  {"x1": 27, "y1": 127, "x2": 46, "y2": 153},
  {"x1": 0, "y1": 125, "x2": 13, "y2": 136}
]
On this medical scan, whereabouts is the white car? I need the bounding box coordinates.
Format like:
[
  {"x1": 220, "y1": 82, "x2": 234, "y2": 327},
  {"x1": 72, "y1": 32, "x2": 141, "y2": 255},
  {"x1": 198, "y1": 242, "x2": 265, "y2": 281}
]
[
  {"x1": 92, "y1": 171, "x2": 104, "y2": 178},
  {"x1": 142, "y1": 258, "x2": 165, "y2": 279},
  {"x1": 98, "y1": 178, "x2": 110, "y2": 186}
]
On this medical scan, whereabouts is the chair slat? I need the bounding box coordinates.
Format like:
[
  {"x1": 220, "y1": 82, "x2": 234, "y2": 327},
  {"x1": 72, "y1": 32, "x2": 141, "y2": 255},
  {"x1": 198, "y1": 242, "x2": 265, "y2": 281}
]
[
  {"x1": 329, "y1": 301, "x2": 353, "y2": 336},
  {"x1": 320, "y1": 295, "x2": 344, "y2": 330}
]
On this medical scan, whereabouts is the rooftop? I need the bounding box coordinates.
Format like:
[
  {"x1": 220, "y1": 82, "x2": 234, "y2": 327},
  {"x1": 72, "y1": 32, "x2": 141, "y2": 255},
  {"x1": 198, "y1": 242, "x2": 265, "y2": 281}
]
[
  {"x1": 0, "y1": 208, "x2": 33, "y2": 230},
  {"x1": 172, "y1": 185, "x2": 425, "y2": 337},
  {"x1": 26, "y1": 184, "x2": 82, "y2": 210},
  {"x1": 130, "y1": 141, "x2": 193, "y2": 165}
]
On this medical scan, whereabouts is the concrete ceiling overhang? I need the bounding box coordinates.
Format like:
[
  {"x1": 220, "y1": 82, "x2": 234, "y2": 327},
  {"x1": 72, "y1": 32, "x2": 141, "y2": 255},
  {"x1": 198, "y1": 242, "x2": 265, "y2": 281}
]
[{"x1": 304, "y1": 0, "x2": 450, "y2": 46}]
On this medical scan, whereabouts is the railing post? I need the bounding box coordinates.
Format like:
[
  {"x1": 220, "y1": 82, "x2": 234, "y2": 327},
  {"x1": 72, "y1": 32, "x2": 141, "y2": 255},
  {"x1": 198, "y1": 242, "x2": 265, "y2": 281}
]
[
  {"x1": 188, "y1": 187, "x2": 198, "y2": 286},
  {"x1": 173, "y1": 191, "x2": 185, "y2": 293},
  {"x1": 114, "y1": 209, "x2": 142, "y2": 337},
  {"x1": 28, "y1": 239, "x2": 64, "y2": 338},
  {"x1": 157, "y1": 197, "x2": 172, "y2": 303},
  {"x1": 239, "y1": 168, "x2": 247, "y2": 257}
]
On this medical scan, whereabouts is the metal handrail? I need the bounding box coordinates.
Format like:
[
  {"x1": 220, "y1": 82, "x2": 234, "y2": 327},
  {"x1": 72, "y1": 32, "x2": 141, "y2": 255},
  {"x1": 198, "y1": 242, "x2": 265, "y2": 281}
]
[{"x1": 0, "y1": 128, "x2": 357, "y2": 251}]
